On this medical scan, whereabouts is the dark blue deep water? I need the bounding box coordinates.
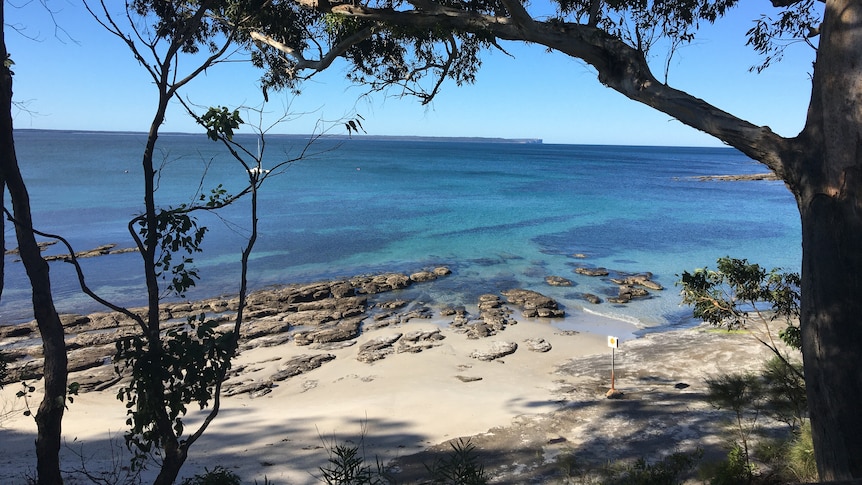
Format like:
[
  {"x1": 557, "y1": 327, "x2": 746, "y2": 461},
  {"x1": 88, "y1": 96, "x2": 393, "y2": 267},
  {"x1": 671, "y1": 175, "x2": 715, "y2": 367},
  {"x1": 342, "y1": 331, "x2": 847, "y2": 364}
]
[{"x1": 2, "y1": 130, "x2": 801, "y2": 328}]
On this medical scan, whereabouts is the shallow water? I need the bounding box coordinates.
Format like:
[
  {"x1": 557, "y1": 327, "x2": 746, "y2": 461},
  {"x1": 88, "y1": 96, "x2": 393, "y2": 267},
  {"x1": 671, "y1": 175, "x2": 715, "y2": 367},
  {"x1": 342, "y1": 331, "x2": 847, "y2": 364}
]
[{"x1": 2, "y1": 130, "x2": 801, "y2": 327}]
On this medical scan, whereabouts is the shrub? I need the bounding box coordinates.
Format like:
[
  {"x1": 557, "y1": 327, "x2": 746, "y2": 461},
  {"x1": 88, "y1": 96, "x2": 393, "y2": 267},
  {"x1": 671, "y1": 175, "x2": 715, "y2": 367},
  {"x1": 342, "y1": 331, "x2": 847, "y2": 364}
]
[
  {"x1": 606, "y1": 450, "x2": 702, "y2": 485},
  {"x1": 179, "y1": 466, "x2": 242, "y2": 485},
  {"x1": 425, "y1": 438, "x2": 487, "y2": 485},
  {"x1": 760, "y1": 356, "x2": 806, "y2": 429},
  {"x1": 701, "y1": 444, "x2": 754, "y2": 485},
  {"x1": 319, "y1": 439, "x2": 388, "y2": 485},
  {"x1": 785, "y1": 421, "x2": 817, "y2": 482}
]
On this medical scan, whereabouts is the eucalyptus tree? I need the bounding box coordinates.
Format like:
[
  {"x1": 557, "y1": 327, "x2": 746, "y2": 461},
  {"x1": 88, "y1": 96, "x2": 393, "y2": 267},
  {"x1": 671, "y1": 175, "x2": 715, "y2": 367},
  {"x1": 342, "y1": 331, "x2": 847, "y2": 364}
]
[
  {"x1": 75, "y1": 2, "x2": 287, "y2": 483},
  {"x1": 82, "y1": 3, "x2": 362, "y2": 483},
  {"x1": 1, "y1": 3, "x2": 70, "y2": 484},
  {"x1": 235, "y1": 0, "x2": 860, "y2": 479}
]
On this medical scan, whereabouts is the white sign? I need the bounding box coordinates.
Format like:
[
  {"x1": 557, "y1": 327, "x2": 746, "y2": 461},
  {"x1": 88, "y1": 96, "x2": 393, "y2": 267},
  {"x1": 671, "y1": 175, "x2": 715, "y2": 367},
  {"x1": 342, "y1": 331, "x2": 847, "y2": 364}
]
[{"x1": 607, "y1": 336, "x2": 620, "y2": 348}]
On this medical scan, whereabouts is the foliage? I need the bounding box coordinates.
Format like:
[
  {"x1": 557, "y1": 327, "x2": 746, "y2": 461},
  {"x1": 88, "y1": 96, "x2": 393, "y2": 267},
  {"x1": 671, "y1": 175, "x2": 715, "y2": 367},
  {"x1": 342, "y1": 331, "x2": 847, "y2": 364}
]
[
  {"x1": 606, "y1": 449, "x2": 702, "y2": 485},
  {"x1": 746, "y1": 0, "x2": 821, "y2": 72},
  {"x1": 201, "y1": 107, "x2": 243, "y2": 142},
  {"x1": 678, "y1": 257, "x2": 801, "y2": 350},
  {"x1": 785, "y1": 420, "x2": 817, "y2": 483},
  {"x1": 179, "y1": 466, "x2": 242, "y2": 485},
  {"x1": 136, "y1": 209, "x2": 207, "y2": 298},
  {"x1": 115, "y1": 315, "x2": 236, "y2": 457},
  {"x1": 705, "y1": 372, "x2": 761, "y2": 482},
  {"x1": 701, "y1": 444, "x2": 754, "y2": 485},
  {"x1": 425, "y1": 438, "x2": 487, "y2": 485},
  {"x1": 760, "y1": 356, "x2": 806, "y2": 429},
  {"x1": 319, "y1": 439, "x2": 388, "y2": 485}
]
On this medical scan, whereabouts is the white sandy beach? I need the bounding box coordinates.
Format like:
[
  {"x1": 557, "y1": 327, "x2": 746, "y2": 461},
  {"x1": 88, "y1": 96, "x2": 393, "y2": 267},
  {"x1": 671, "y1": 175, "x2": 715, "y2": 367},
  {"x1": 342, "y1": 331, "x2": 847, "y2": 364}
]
[
  {"x1": 1, "y1": 312, "x2": 624, "y2": 484},
  {"x1": 0, "y1": 262, "x2": 791, "y2": 485}
]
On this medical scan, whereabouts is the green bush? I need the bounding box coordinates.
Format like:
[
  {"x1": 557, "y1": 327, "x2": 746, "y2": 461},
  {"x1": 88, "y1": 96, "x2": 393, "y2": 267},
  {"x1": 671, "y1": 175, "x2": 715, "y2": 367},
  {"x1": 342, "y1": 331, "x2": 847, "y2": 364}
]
[
  {"x1": 785, "y1": 421, "x2": 817, "y2": 482},
  {"x1": 606, "y1": 450, "x2": 702, "y2": 485},
  {"x1": 760, "y1": 356, "x2": 806, "y2": 429},
  {"x1": 425, "y1": 438, "x2": 487, "y2": 485},
  {"x1": 319, "y1": 439, "x2": 388, "y2": 485},
  {"x1": 179, "y1": 466, "x2": 242, "y2": 485},
  {"x1": 701, "y1": 444, "x2": 754, "y2": 485}
]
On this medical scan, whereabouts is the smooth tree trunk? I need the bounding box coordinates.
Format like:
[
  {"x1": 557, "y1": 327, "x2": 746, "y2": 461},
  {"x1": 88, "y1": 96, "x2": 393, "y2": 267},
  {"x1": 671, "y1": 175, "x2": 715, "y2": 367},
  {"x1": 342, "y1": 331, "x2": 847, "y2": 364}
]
[{"x1": 1, "y1": 6, "x2": 68, "y2": 484}]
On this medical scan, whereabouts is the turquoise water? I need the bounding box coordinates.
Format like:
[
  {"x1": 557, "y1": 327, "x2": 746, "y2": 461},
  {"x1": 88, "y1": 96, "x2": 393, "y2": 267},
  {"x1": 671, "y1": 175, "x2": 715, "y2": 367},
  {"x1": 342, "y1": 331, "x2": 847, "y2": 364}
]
[{"x1": 2, "y1": 130, "x2": 801, "y2": 328}]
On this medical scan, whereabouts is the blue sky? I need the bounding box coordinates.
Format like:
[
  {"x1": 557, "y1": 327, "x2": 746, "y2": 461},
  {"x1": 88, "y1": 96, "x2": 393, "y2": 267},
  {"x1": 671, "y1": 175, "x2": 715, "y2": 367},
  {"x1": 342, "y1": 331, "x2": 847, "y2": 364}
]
[{"x1": 5, "y1": 1, "x2": 816, "y2": 146}]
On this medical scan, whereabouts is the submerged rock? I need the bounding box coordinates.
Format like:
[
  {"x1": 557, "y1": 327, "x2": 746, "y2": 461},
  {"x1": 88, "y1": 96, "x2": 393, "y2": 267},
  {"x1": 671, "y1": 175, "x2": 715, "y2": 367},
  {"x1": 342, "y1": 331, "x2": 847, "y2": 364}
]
[
  {"x1": 544, "y1": 276, "x2": 574, "y2": 287},
  {"x1": 574, "y1": 267, "x2": 609, "y2": 277},
  {"x1": 502, "y1": 289, "x2": 565, "y2": 318}
]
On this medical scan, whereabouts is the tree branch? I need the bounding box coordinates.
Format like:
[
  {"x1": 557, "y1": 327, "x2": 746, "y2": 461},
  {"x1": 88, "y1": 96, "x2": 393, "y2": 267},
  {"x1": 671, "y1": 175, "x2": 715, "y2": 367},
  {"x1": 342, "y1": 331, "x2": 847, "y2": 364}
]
[
  {"x1": 285, "y1": 4, "x2": 791, "y2": 175},
  {"x1": 250, "y1": 24, "x2": 376, "y2": 77}
]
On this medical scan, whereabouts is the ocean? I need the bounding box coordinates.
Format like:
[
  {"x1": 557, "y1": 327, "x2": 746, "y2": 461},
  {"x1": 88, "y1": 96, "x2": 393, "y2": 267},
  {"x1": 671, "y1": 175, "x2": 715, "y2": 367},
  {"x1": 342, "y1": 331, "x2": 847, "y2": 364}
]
[{"x1": 2, "y1": 130, "x2": 802, "y2": 334}]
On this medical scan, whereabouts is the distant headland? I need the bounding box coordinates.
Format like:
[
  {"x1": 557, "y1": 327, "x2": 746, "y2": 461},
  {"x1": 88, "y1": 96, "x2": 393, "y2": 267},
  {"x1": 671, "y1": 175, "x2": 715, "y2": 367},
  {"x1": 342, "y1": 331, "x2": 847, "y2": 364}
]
[
  {"x1": 319, "y1": 134, "x2": 544, "y2": 144},
  {"x1": 14, "y1": 129, "x2": 542, "y2": 145}
]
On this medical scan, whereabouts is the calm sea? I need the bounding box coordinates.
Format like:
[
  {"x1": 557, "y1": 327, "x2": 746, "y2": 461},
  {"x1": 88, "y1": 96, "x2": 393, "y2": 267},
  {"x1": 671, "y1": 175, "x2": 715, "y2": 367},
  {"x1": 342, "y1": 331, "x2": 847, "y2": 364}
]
[{"x1": 2, "y1": 130, "x2": 801, "y2": 332}]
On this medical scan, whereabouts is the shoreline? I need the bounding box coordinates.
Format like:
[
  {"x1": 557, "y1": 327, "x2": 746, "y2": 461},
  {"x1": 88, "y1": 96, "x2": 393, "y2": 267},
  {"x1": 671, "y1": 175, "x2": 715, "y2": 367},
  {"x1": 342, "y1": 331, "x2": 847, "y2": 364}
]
[{"x1": 0, "y1": 267, "x2": 785, "y2": 484}]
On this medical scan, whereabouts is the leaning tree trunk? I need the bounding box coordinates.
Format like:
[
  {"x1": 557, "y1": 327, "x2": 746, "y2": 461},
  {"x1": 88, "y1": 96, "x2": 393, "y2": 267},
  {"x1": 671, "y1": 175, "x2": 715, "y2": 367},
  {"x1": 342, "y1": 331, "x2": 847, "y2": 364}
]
[
  {"x1": 794, "y1": 0, "x2": 862, "y2": 480},
  {"x1": 1, "y1": 7, "x2": 68, "y2": 484}
]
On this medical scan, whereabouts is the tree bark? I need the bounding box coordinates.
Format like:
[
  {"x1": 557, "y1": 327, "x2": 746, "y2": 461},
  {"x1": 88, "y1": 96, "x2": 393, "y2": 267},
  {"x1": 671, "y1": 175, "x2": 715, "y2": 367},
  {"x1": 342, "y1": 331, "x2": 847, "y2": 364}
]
[
  {"x1": 1, "y1": 6, "x2": 68, "y2": 484},
  {"x1": 794, "y1": 0, "x2": 862, "y2": 480},
  {"x1": 153, "y1": 443, "x2": 187, "y2": 485}
]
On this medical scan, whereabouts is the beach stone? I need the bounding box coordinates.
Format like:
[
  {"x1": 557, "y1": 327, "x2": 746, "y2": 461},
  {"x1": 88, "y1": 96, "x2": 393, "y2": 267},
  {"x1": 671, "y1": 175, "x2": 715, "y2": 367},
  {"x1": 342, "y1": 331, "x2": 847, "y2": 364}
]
[
  {"x1": 271, "y1": 353, "x2": 336, "y2": 382},
  {"x1": 501, "y1": 289, "x2": 565, "y2": 318},
  {"x1": 397, "y1": 329, "x2": 445, "y2": 353},
  {"x1": 610, "y1": 273, "x2": 664, "y2": 291},
  {"x1": 223, "y1": 380, "x2": 274, "y2": 398},
  {"x1": 293, "y1": 316, "x2": 363, "y2": 346},
  {"x1": 376, "y1": 299, "x2": 409, "y2": 310},
  {"x1": 351, "y1": 273, "x2": 411, "y2": 294},
  {"x1": 544, "y1": 276, "x2": 573, "y2": 286},
  {"x1": 608, "y1": 285, "x2": 651, "y2": 304},
  {"x1": 433, "y1": 266, "x2": 452, "y2": 276},
  {"x1": 464, "y1": 295, "x2": 516, "y2": 339},
  {"x1": 357, "y1": 333, "x2": 403, "y2": 363},
  {"x1": 470, "y1": 341, "x2": 518, "y2": 361},
  {"x1": 456, "y1": 375, "x2": 483, "y2": 382},
  {"x1": 0, "y1": 322, "x2": 35, "y2": 339},
  {"x1": 575, "y1": 267, "x2": 609, "y2": 277},
  {"x1": 242, "y1": 318, "x2": 292, "y2": 340},
  {"x1": 409, "y1": 270, "x2": 438, "y2": 283},
  {"x1": 330, "y1": 281, "x2": 355, "y2": 298},
  {"x1": 582, "y1": 293, "x2": 603, "y2": 304},
  {"x1": 524, "y1": 338, "x2": 552, "y2": 353},
  {"x1": 59, "y1": 313, "x2": 91, "y2": 329},
  {"x1": 282, "y1": 282, "x2": 333, "y2": 304}
]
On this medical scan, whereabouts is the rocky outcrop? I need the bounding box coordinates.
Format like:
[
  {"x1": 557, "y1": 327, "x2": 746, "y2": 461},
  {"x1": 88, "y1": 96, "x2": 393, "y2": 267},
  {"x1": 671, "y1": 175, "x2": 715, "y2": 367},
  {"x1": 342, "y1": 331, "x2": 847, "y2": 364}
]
[
  {"x1": 293, "y1": 317, "x2": 364, "y2": 346},
  {"x1": 462, "y1": 294, "x2": 516, "y2": 339},
  {"x1": 610, "y1": 273, "x2": 663, "y2": 291},
  {"x1": 544, "y1": 276, "x2": 573, "y2": 287},
  {"x1": 502, "y1": 289, "x2": 565, "y2": 318},
  {"x1": 524, "y1": 338, "x2": 552, "y2": 353},
  {"x1": 470, "y1": 341, "x2": 518, "y2": 361},
  {"x1": 271, "y1": 354, "x2": 336, "y2": 382},
  {"x1": 397, "y1": 329, "x2": 445, "y2": 354},
  {"x1": 357, "y1": 334, "x2": 403, "y2": 363},
  {"x1": 574, "y1": 267, "x2": 609, "y2": 277},
  {"x1": 0, "y1": 267, "x2": 451, "y2": 388}
]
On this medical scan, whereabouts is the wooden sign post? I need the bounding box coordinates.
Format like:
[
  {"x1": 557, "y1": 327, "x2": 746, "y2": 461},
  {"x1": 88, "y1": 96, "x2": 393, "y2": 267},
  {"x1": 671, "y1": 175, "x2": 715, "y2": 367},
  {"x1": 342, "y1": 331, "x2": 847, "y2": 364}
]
[{"x1": 606, "y1": 336, "x2": 623, "y2": 398}]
